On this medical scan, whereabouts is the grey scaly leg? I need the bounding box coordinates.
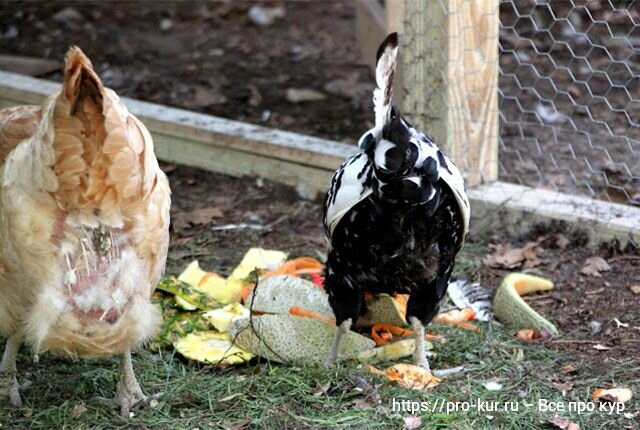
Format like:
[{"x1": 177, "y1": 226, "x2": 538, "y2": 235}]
[
  {"x1": 409, "y1": 316, "x2": 430, "y2": 371},
  {"x1": 114, "y1": 349, "x2": 147, "y2": 418},
  {"x1": 323, "y1": 318, "x2": 352, "y2": 368}
]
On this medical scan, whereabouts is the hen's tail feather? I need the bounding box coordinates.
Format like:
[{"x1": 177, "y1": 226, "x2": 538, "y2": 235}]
[
  {"x1": 50, "y1": 47, "x2": 155, "y2": 217},
  {"x1": 373, "y1": 33, "x2": 399, "y2": 129},
  {"x1": 447, "y1": 278, "x2": 493, "y2": 322},
  {"x1": 63, "y1": 47, "x2": 104, "y2": 116}
]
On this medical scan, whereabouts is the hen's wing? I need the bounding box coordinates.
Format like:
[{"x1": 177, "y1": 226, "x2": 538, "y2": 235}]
[{"x1": 0, "y1": 106, "x2": 41, "y2": 165}]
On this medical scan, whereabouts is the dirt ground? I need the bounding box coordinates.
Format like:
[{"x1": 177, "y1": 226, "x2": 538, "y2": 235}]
[
  {"x1": 163, "y1": 163, "x2": 640, "y2": 367},
  {"x1": 1, "y1": 0, "x2": 639, "y2": 205},
  {"x1": 0, "y1": 0, "x2": 638, "y2": 364}
]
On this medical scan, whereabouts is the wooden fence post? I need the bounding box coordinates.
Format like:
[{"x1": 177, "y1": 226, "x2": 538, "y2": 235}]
[{"x1": 401, "y1": 0, "x2": 499, "y2": 187}]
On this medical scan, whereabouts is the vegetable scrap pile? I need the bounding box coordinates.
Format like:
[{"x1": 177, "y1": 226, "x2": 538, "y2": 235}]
[{"x1": 150, "y1": 248, "x2": 482, "y2": 376}]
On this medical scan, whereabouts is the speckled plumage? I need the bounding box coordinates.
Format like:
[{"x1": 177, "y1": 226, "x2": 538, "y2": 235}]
[{"x1": 322, "y1": 34, "x2": 470, "y2": 350}]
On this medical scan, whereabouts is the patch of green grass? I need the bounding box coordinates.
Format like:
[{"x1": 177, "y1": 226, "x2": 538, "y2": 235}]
[{"x1": 2, "y1": 323, "x2": 637, "y2": 429}]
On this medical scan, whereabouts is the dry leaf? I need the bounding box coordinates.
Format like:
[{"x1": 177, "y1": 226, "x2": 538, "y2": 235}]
[
  {"x1": 483, "y1": 241, "x2": 542, "y2": 269},
  {"x1": 352, "y1": 398, "x2": 375, "y2": 410},
  {"x1": 71, "y1": 403, "x2": 87, "y2": 419},
  {"x1": 630, "y1": 285, "x2": 640, "y2": 295},
  {"x1": 515, "y1": 328, "x2": 552, "y2": 341},
  {"x1": 592, "y1": 388, "x2": 633, "y2": 403},
  {"x1": 173, "y1": 207, "x2": 224, "y2": 231},
  {"x1": 580, "y1": 256, "x2": 611, "y2": 277},
  {"x1": 225, "y1": 419, "x2": 251, "y2": 430},
  {"x1": 548, "y1": 417, "x2": 580, "y2": 430},
  {"x1": 313, "y1": 382, "x2": 331, "y2": 397},
  {"x1": 433, "y1": 308, "x2": 478, "y2": 331},
  {"x1": 385, "y1": 364, "x2": 441, "y2": 390},
  {"x1": 555, "y1": 234, "x2": 570, "y2": 249},
  {"x1": 516, "y1": 329, "x2": 539, "y2": 341},
  {"x1": 552, "y1": 382, "x2": 574, "y2": 396},
  {"x1": 403, "y1": 415, "x2": 423, "y2": 430}
]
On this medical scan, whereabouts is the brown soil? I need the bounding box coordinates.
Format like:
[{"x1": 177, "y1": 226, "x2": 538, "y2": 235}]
[
  {"x1": 165, "y1": 163, "x2": 640, "y2": 365},
  {"x1": 1, "y1": 1, "x2": 638, "y2": 364},
  {"x1": 481, "y1": 225, "x2": 640, "y2": 363},
  {"x1": 1, "y1": 1, "x2": 638, "y2": 204}
]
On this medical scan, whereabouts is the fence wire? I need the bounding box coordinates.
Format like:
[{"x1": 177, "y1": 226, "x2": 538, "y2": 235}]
[{"x1": 499, "y1": 0, "x2": 640, "y2": 206}]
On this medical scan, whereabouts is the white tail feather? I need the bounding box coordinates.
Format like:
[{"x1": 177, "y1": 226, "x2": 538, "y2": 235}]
[{"x1": 373, "y1": 33, "x2": 399, "y2": 129}]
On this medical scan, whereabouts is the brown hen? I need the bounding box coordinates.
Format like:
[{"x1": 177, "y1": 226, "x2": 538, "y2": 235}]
[{"x1": 0, "y1": 47, "x2": 170, "y2": 417}]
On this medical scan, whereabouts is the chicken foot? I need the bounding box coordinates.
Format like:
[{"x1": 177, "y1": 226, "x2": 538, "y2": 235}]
[
  {"x1": 409, "y1": 316, "x2": 431, "y2": 371},
  {"x1": 323, "y1": 318, "x2": 352, "y2": 368},
  {"x1": 114, "y1": 349, "x2": 148, "y2": 418},
  {"x1": 0, "y1": 335, "x2": 22, "y2": 407}
]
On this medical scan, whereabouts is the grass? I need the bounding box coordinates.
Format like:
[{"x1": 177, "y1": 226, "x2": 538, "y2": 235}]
[
  {"x1": 2, "y1": 323, "x2": 638, "y2": 429},
  {"x1": 2, "y1": 242, "x2": 638, "y2": 429}
]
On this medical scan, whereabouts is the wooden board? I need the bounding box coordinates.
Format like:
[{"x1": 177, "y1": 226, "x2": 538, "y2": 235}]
[
  {"x1": 0, "y1": 71, "x2": 355, "y2": 198},
  {"x1": 401, "y1": 0, "x2": 499, "y2": 187},
  {"x1": 1, "y1": 70, "x2": 638, "y2": 245},
  {"x1": 355, "y1": 0, "x2": 404, "y2": 107},
  {"x1": 469, "y1": 181, "x2": 640, "y2": 246}
]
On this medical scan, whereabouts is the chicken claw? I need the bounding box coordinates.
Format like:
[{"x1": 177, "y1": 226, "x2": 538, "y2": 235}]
[
  {"x1": 114, "y1": 349, "x2": 148, "y2": 418},
  {"x1": 0, "y1": 335, "x2": 22, "y2": 407}
]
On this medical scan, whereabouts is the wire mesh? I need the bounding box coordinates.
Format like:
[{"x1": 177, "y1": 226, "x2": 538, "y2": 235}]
[
  {"x1": 400, "y1": 0, "x2": 639, "y2": 208},
  {"x1": 499, "y1": 0, "x2": 640, "y2": 206}
]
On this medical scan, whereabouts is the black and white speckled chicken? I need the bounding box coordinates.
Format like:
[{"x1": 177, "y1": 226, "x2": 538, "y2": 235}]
[{"x1": 322, "y1": 33, "x2": 470, "y2": 370}]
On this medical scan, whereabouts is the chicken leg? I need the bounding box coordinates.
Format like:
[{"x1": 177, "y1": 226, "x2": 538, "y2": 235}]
[
  {"x1": 114, "y1": 349, "x2": 147, "y2": 418},
  {"x1": 323, "y1": 318, "x2": 352, "y2": 368},
  {"x1": 0, "y1": 335, "x2": 22, "y2": 407},
  {"x1": 410, "y1": 316, "x2": 430, "y2": 371}
]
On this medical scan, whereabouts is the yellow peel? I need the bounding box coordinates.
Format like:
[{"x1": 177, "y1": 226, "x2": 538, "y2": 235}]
[
  {"x1": 509, "y1": 273, "x2": 554, "y2": 296},
  {"x1": 178, "y1": 261, "x2": 236, "y2": 305},
  {"x1": 202, "y1": 303, "x2": 250, "y2": 332},
  {"x1": 174, "y1": 331, "x2": 254, "y2": 365}
]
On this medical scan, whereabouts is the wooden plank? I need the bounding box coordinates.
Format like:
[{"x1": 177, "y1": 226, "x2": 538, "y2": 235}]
[
  {"x1": 355, "y1": 0, "x2": 386, "y2": 72},
  {"x1": 402, "y1": 0, "x2": 499, "y2": 187},
  {"x1": 385, "y1": 0, "x2": 405, "y2": 34},
  {"x1": 355, "y1": 0, "x2": 405, "y2": 109},
  {"x1": 468, "y1": 181, "x2": 640, "y2": 247},
  {"x1": 0, "y1": 54, "x2": 61, "y2": 76},
  {"x1": 1, "y1": 70, "x2": 638, "y2": 245},
  {"x1": 0, "y1": 71, "x2": 355, "y2": 171},
  {"x1": 152, "y1": 133, "x2": 334, "y2": 199},
  {"x1": 0, "y1": 71, "x2": 356, "y2": 198}
]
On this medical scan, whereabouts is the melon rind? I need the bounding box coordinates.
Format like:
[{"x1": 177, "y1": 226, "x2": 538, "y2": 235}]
[
  {"x1": 228, "y1": 314, "x2": 375, "y2": 365},
  {"x1": 247, "y1": 275, "x2": 334, "y2": 318},
  {"x1": 355, "y1": 294, "x2": 407, "y2": 328}
]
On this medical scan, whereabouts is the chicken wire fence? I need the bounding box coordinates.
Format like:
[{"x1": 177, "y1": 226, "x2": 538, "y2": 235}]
[{"x1": 400, "y1": 0, "x2": 640, "y2": 208}]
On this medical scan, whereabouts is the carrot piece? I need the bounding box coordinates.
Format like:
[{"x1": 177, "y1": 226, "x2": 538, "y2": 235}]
[
  {"x1": 371, "y1": 324, "x2": 414, "y2": 346},
  {"x1": 263, "y1": 257, "x2": 324, "y2": 280},
  {"x1": 288, "y1": 306, "x2": 336, "y2": 324},
  {"x1": 240, "y1": 283, "x2": 254, "y2": 304},
  {"x1": 391, "y1": 294, "x2": 409, "y2": 317}
]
